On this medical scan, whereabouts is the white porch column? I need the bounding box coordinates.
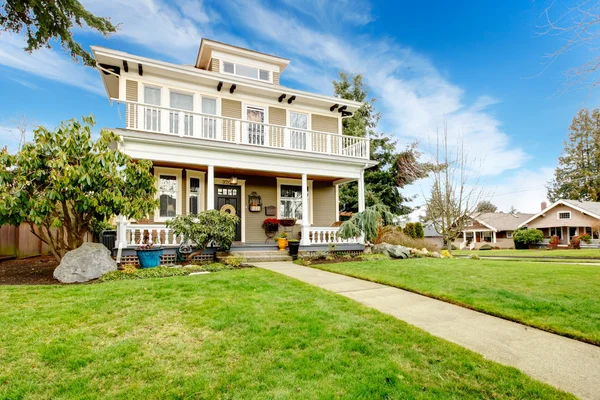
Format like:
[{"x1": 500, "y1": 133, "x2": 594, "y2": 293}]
[
  {"x1": 207, "y1": 165, "x2": 215, "y2": 210},
  {"x1": 301, "y1": 173, "x2": 310, "y2": 246},
  {"x1": 358, "y1": 168, "x2": 366, "y2": 212},
  {"x1": 493, "y1": 231, "x2": 497, "y2": 243}
]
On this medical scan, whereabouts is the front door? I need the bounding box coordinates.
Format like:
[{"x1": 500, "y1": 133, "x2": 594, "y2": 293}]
[{"x1": 215, "y1": 185, "x2": 242, "y2": 241}]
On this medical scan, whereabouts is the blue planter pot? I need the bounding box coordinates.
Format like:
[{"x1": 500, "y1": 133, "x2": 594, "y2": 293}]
[{"x1": 136, "y1": 249, "x2": 163, "y2": 268}]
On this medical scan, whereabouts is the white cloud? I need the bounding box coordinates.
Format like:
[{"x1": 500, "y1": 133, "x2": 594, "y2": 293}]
[
  {"x1": 0, "y1": 34, "x2": 104, "y2": 95},
  {"x1": 280, "y1": 0, "x2": 374, "y2": 26}
]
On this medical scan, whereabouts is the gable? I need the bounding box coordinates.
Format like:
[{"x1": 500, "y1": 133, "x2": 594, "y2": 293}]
[{"x1": 521, "y1": 202, "x2": 600, "y2": 228}]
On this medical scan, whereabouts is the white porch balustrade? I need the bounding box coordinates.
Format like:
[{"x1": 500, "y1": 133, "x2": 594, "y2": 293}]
[
  {"x1": 308, "y1": 227, "x2": 361, "y2": 245},
  {"x1": 115, "y1": 99, "x2": 370, "y2": 160}
]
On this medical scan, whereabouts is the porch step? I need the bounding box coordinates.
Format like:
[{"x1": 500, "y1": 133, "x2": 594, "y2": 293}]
[{"x1": 216, "y1": 251, "x2": 292, "y2": 263}]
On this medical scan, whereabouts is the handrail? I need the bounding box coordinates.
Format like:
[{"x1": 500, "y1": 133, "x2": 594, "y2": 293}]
[{"x1": 110, "y1": 98, "x2": 370, "y2": 160}]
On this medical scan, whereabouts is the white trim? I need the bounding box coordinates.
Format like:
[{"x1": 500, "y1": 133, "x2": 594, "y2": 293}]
[
  {"x1": 557, "y1": 211, "x2": 571, "y2": 220},
  {"x1": 185, "y1": 170, "x2": 206, "y2": 214},
  {"x1": 334, "y1": 184, "x2": 340, "y2": 222},
  {"x1": 154, "y1": 167, "x2": 183, "y2": 222},
  {"x1": 469, "y1": 216, "x2": 498, "y2": 232},
  {"x1": 219, "y1": 58, "x2": 273, "y2": 83},
  {"x1": 520, "y1": 199, "x2": 600, "y2": 227},
  {"x1": 506, "y1": 231, "x2": 513, "y2": 239},
  {"x1": 214, "y1": 178, "x2": 246, "y2": 243},
  {"x1": 276, "y1": 177, "x2": 314, "y2": 224}
]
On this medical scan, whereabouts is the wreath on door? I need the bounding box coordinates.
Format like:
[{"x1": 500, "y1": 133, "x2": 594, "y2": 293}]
[{"x1": 220, "y1": 204, "x2": 236, "y2": 216}]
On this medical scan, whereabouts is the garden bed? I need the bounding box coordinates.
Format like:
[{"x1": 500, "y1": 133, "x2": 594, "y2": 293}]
[{"x1": 0, "y1": 256, "x2": 59, "y2": 285}]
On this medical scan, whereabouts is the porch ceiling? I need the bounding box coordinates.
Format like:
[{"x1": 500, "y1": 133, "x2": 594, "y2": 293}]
[{"x1": 146, "y1": 160, "x2": 346, "y2": 182}]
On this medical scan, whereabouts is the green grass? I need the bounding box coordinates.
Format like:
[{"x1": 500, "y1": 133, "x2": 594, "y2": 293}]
[
  {"x1": 0, "y1": 269, "x2": 572, "y2": 399},
  {"x1": 314, "y1": 258, "x2": 600, "y2": 345},
  {"x1": 453, "y1": 248, "x2": 600, "y2": 259}
]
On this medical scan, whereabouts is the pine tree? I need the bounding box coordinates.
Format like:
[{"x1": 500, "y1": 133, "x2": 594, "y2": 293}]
[
  {"x1": 548, "y1": 108, "x2": 600, "y2": 202},
  {"x1": 475, "y1": 200, "x2": 498, "y2": 213},
  {"x1": 334, "y1": 72, "x2": 429, "y2": 215}
]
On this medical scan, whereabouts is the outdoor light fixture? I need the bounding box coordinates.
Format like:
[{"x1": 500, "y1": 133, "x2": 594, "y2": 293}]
[{"x1": 230, "y1": 169, "x2": 238, "y2": 184}]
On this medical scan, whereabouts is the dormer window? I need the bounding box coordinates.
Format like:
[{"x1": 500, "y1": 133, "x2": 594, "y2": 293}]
[{"x1": 222, "y1": 61, "x2": 271, "y2": 82}]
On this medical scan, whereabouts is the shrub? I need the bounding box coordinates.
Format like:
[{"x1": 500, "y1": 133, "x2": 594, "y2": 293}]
[
  {"x1": 579, "y1": 233, "x2": 592, "y2": 244},
  {"x1": 469, "y1": 253, "x2": 481, "y2": 260},
  {"x1": 441, "y1": 250, "x2": 452, "y2": 258},
  {"x1": 222, "y1": 255, "x2": 246, "y2": 268},
  {"x1": 356, "y1": 253, "x2": 391, "y2": 261},
  {"x1": 293, "y1": 257, "x2": 311, "y2": 266},
  {"x1": 166, "y1": 210, "x2": 239, "y2": 260},
  {"x1": 376, "y1": 226, "x2": 436, "y2": 251},
  {"x1": 99, "y1": 263, "x2": 239, "y2": 282},
  {"x1": 513, "y1": 228, "x2": 544, "y2": 249},
  {"x1": 479, "y1": 244, "x2": 493, "y2": 250},
  {"x1": 414, "y1": 222, "x2": 425, "y2": 239},
  {"x1": 441, "y1": 245, "x2": 458, "y2": 250}
]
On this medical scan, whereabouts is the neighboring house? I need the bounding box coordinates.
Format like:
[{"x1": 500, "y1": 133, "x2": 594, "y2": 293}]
[
  {"x1": 519, "y1": 200, "x2": 600, "y2": 246},
  {"x1": 423, "y1": 222, "x2": 443, "y2": 249},
  {"x1": 454, "y1": 212, "x2": 534, "y2": 250},
  {"x1": 92, "y1": 39, "x2": 376, "y2": 258}
]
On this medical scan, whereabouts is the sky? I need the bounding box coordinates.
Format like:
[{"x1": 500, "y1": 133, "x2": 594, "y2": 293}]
[{"x1": 0, "y1": 0, "x2": 596, "y2": 215}]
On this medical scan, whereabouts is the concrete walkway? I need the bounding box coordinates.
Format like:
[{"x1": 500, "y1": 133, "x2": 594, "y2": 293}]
[{"x1": 254, "y1": 261, "x2": 600, "y2": 400}]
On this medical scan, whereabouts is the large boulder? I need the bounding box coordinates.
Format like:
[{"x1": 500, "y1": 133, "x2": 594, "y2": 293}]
[
  {"x1": 54, "y1": 243, "x2": 117, "y2": 283},
  {"x1": 372, "y1": 243, "x2": 410, "y2": 259}
]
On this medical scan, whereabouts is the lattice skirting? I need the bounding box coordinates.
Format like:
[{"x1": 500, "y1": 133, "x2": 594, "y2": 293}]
[
  {"x1": 116, "y1": 253, "x2": 215, "y2": 266},
  {"x1": 300, "y1": 249, "x2": 364, "y2": 257}
]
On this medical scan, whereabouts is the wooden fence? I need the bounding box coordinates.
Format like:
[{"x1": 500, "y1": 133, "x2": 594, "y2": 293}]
[{"x1": 0, "y1": 224, "x2": 92, "y2": 259}]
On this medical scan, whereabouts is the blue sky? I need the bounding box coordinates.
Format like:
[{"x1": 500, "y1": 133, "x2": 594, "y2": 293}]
[{"x1": 0, "y1": 0, "x2": 595, "y2": 213}]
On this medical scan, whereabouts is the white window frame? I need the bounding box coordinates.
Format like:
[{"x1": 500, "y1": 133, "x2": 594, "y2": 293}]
[
  {"x1": 169, "y1": 90, "x2": 194, "y2": 136},
  {"x1": 557, "y1": 211, "x2": 571, "y2": 220},
  {"x1": 276, "y1": 177, "x2": 313, "y2": 225},
  {"x1": 154, "y1": 167, "x2": 182, "y2": 222},
  {"x1": 465, "y1": 220, "x2": 474, "y2": 227},
  {"x1": 186, "y1": 170, "x2": 206, "y2": 215},
  {"x1": 220, "y1": 60, "x2": 273, "y2": 83},
  {"x1": 506, "y1": 231, "x2": 513, "y2": 239},
  {"x1": 550, "y1": 226, "x2": 563, "y2": 238}
]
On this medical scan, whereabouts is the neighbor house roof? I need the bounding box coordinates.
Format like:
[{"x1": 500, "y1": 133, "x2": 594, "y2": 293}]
[
  {"x1": 471, "y1": 212, "x2": 535, "y2": 232},
  {"x1": 519, "y1": 199, "x2": 600, "y2": 227},
  {"x1": 423, "y1": 222, "x2": 442, "y2": 237}
]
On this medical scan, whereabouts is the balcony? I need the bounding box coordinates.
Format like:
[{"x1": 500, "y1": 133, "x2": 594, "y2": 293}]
[{"x1": 113, "y1": 99, "x2": 370, "y2": 160}]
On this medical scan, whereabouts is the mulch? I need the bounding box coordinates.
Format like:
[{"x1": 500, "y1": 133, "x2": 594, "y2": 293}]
[{"x1": 0, "y1": 256, "x2": 60, "y2": 285}]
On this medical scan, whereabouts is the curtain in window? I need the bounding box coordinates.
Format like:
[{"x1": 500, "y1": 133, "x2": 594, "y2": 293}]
[
  {"x1": 144, "y1": 87, "x2": 161, "y2": 131},
  {"x1": 169, "y1": 92, "x2": 193, "y2": 135},
  {"x1": 189, "y1": 177, "x2": 200, "y2": 215},
  {"x1": 201, "y1": 98, "x2": 217, "y2": 139},
  {"x1": 290, "y1": 112, "x2": 308, "y2": 150},
  {"x1": 247, "y1": 107, "x2": 265, "y2": 145},
  {"x1": 280, "y1": 185, "x2": 306, "y2": 221}
]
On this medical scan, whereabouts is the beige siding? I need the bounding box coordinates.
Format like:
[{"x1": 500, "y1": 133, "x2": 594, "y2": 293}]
[
  {"x1": 526, "y1": 204, "x2": 598, "y2": 229},
  {"x1": 312, "y1": 181, "x2": 336, "y2": 227},
  {"x1": 243, "y1": 176, "x2": 278, "y2": 243},
  {"x1": 312, "y1": 114, "x2": 338, "y2": 134},
  {"x1": 269, "y1": 106, "x2": 286, "y2": 148},
  {"x1": 273, "y1": 72, "x2": 280, "y2": 85},
  {"x1": 222, "y1": 99, "x2": 242, "y2": 141},
  {"x1": 210, "y1": 58, "x2": 220, "y2": 72},
  {"x1": 125, "y1": 79, "x2": 138, "y2": 128}
]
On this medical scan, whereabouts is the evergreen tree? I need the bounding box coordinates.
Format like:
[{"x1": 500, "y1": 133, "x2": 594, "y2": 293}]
[
  {"x1": 414, "y1": 222, "x2": 425, "y2": 239},
  {"x1": 475, "y1": 200, "x2": 498, "y2": 213},
  {"x1": 334, "y1": 72, "x2": 429, "y2": 215},
  {"x1": 548, "y1": 108, "x2": 600, "y2": 202}
]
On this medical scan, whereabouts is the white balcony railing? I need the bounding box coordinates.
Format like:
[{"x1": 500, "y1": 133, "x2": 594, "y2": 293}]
[{"x1": 114, "y1": 99, "x2": 370, "y2": 160}]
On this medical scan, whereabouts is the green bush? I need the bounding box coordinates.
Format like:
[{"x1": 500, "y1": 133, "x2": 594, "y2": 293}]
[
  {"x1": 98, "y1": 263, "x2": 235, "y2": 282},
  {"x1": 479, "y1": 244, "x2": 493, "y2": 250},
  {"x1": 579, "y1": 233, "x2": 592, "y2": 244},
  {"x1": 356, "y1": 253, "x2": 391, "y2": 261},
  {"x1": 513, "y1": 228, "x2": 544, "y2": 249},
  {"x1": 414, "y1": 222, "x2": 424, "y2": 239},
  {"x1": 441, "y1": 245, "x2": 458, "y2": 250},
  {"x1": 469, "y1": 253, "x2": 481, "y2": 260},
  {"x1": 166, "y1": 210, "x2": 239, "y2": 254}
]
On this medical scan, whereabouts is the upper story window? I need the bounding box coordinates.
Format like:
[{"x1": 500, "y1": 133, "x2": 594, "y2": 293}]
[
  {"x1": 169, "y1": 91, "x2": 193, "y2": 136},
  {"x1": 144, "y1": 86, "x2": 161, "y2": 131},
  {"x1": 558, "y1": 211, "x2": 571, "y2": 220},
  {"x1": 222, "y1": 61, "x2": 271, "y2": 82}
]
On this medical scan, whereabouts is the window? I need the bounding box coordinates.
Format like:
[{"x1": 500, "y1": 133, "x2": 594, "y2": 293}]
[
  {"x1": 158, "y1": 175, "x2": 178, "y2": 218},
  {"x1": 222, "y1": 61, "x2": 271, "y2": 82},
  {"x1": 144, "y1": 86, "x2": 161, "y2": 131},
  {"x1": 482, "y1": 231, "x2": 492, "y2": 242},
  {"x1": 280, "y1": 184, "x2": 305, "y2": 221},
  {"x1": 290, "y1": 111, "x2": 308, "y2": 150},
  {"x1": 246, "y1": 106, "x2": 265, "y2": 145},
  {"x1": 465, "y1": 220, "x2": 474, "y2": 227},
  {"x1": 558, "y1": 211, "x2": 571, "y2": 220},
  {"x1": 201, "y1": 97, "x2": 217, "y2": 139},
  {"x1": 506, "y1": 231, "x2": 513, "y2": 239},
  {"x1": 188, "y1": 177, "x2": 200, "y2": 215},
  {"x1": 550, "y1": 227, "x2": 562, "y2": 239},
  {"x1": 169, "y1": 92, "x2": 193, "y2": 136}
]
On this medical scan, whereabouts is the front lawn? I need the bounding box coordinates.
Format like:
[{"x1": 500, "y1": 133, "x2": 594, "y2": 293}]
[
  {"x1": 453, "y1": 248, "x2": 600, "y2": 259},
  {"x1": 0, "y1": 269, "x2": 571, "y2": 399},
  {"x1": 314, "y1": 258, "x2": 600, "y2": 345}
]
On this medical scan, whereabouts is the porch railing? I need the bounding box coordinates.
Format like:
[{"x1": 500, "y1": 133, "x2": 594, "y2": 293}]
[
  {"x1": 308, "y1": 227, "x2": 361, "y2": 245},
  {"x1": 113, "y1": 99, "x2": 370, "y2": 160}
]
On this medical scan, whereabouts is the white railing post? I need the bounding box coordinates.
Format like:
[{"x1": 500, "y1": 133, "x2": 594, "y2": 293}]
[
  {"x1": 178, "y1": 111, "x2": 185, "y2": 137},
  {"x1": 301, "y1": 173, "x2": 310, "y2": 246},
  {"x1": 207, "y1": 165, "x2": 215, "y2": 210},
  {"x1": 237, "y1": 120, "x2": 243, "y2": 144},
  {"x1": 283, "y1": 127, "x2": 290, "y2": 149}
]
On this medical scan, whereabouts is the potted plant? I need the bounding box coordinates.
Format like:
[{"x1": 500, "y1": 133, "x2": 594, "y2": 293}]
[
  {"x1": 262, "y1": 218, "x2": 280, "y2": 233},
  {"x1": 136, "y1": 241, "x2": 163, "y2": 268},
  {"x1": 288, "y1": 239, "x2": 300, "y2": 259},
  {"x1": 276, "y1": 232, "x2": 288, "y2": 251}
]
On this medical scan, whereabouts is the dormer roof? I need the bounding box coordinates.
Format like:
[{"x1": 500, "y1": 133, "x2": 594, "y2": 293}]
[{"x1": 195, "y1": 38, "x2": 290, "y2": 73}]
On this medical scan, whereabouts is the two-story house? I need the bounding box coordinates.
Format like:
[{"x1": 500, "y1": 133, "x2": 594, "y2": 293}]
[{"x1": 92, "y1": 39, "x2": 376, "y2": 261}]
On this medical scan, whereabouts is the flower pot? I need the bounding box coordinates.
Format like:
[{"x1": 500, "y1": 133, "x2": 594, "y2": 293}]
[
  {"x1": 277, "y1": 238, "x2": 288, "y2": 251},
  {"x1": 288, "y1": 241, "x2": 300, "y2": 259},
  {"x1": 136, "y1": 248, "x2": 163, "y2": 268}
]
